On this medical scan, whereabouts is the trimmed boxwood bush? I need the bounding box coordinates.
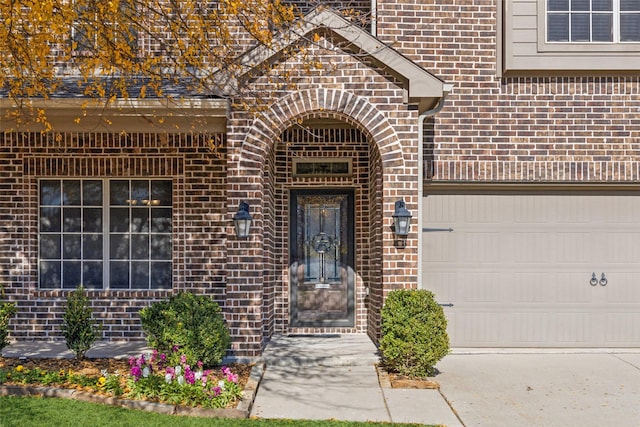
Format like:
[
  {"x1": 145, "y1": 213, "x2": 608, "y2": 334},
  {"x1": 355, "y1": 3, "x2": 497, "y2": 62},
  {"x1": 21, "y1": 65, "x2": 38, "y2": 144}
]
[
  {"x1": 379, "y1": 289, "x2": 449, "y2": 378},
  {"x1": 139, "y1": 292, "x2": 231, "y2": 367},
  {"x1": 61, "y1": 285, "x2": 102, "y2": 358}
]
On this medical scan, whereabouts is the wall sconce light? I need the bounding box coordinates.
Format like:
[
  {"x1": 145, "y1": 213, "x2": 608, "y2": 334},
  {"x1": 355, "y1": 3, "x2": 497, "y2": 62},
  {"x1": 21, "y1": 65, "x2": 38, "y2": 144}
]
[
  {"x1": 392, "y1": 199, "x2": 412, "y2": 237},
  {"x1": 233, "y1": 201, "x2": 252, "y2": 239}
]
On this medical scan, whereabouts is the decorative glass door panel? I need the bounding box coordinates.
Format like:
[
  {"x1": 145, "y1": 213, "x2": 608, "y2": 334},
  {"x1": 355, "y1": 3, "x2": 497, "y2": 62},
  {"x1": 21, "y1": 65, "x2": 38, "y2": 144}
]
[{"x1": 290, "y1": 190, "x2": 355, "y2": 327}]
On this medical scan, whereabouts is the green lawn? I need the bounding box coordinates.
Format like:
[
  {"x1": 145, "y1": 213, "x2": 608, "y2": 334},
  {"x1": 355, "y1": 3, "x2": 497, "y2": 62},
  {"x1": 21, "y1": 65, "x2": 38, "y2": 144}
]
[{"x1": 0, "y1": 396, "x2": 427, "y2": 427}]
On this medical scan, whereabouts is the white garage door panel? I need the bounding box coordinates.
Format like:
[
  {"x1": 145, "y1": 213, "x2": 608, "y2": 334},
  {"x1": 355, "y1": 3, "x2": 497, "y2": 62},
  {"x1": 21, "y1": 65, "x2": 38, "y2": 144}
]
[{"x1": 422, "y1": 194, "x2": 640, "y2": 348}]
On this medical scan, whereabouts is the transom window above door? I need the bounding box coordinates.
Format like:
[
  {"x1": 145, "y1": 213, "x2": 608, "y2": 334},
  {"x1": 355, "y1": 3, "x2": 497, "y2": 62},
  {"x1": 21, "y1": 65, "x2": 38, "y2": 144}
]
[
  {"x1": 547, "y1": 0, "x2": 640, "y2": 42},
  {"x1": 39, "y1": 179, "x2": 172, "y2": 290}
]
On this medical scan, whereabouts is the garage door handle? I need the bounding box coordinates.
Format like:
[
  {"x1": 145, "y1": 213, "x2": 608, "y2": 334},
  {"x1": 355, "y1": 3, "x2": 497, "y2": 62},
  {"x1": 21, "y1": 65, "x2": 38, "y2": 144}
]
[
  {"x1": 599, "y1": 273, "x2": 608, "y2": 286},
  {"x1": 439, "y1": 303, "x2": 454, "y2": 307},
  {"x1": 590, "y1": 272, "x2": 608, "y2": 286}
]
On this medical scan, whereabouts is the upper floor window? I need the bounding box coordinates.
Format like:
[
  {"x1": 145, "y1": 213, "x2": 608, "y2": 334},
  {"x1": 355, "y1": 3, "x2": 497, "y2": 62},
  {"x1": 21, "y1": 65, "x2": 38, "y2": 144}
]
[
  {"x1": 71, "y1": 0, "x2": 137, "y2": 55},
  {"x1": 39, "y1": 179, "x2": 172, "y2": 290},
  {"x1": 547, "y1": 0, "x2": 640, "y2": 43}
]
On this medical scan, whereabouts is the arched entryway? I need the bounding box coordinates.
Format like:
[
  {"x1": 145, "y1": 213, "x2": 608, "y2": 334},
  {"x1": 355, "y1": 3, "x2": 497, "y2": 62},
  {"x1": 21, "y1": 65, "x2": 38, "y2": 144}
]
[
  {"x1": 262, "y1": 118, "x2": 384, "y2": 337},
  {"x1": 226, "y1": 89, "x2": 419, "y2": 356}
]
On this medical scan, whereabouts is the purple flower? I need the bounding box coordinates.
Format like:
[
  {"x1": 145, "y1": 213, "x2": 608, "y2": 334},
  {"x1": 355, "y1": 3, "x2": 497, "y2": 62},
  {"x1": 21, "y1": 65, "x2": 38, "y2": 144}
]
[
  {"x1": 212, "y1": 386, "x2": 221, "y2": 397},
  {"x1": 131, "y1": 366, "x2": 142, "y2": 381},
  {"x1": 184, "y1": 367, "x2": 196, "y2": 385}
]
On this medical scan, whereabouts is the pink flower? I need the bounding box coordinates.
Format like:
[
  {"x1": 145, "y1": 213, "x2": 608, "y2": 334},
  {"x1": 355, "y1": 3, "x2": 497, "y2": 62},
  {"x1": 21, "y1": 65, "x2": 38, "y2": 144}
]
[
  {"x1": 180, "y1": 354, "x2": 187, "y2": 364},
  {"x1": 197, "y1": 361, "x2": 203, "y2": 369}
]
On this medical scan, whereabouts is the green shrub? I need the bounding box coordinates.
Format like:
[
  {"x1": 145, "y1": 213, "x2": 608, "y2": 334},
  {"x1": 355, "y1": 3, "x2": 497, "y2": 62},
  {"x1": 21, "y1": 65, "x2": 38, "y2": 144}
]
[
  {"x1": 139, "y1": 292, "x2": 231, "y2": 367},
  {"x1": 0, "y1": 301, "x2": 17, "y2": 352},
  {"x1": 379, "y1": 289, "x2": 449, "y2": 378},
  {"x1": 61, "y1": 285, "x2": 102, "y2": 358}
]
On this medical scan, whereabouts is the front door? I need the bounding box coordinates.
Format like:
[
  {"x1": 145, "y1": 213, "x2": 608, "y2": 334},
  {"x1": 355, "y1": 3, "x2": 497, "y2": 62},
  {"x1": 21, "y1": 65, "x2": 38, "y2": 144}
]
[{"x1": 290, "y1": 190, "x2": 355, "y2": 327}]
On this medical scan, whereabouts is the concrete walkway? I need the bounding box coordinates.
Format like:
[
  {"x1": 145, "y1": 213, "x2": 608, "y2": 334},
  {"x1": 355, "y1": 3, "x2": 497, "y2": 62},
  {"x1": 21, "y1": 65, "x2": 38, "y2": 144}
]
[{"x1": 250, "y1": 334, "x2": 462, "y2": 426}]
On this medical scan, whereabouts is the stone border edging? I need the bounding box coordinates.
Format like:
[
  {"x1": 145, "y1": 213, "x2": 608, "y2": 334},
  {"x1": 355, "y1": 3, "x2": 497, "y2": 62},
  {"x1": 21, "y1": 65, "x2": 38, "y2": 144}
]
[{"x1": 0, "y1": 361, "x2": 266, "y2": 419}]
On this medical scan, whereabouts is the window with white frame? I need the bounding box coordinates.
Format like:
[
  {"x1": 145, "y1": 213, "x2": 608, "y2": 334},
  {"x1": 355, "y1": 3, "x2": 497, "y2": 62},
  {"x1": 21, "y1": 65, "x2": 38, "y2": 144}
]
[
  {"x1": 39, "y1": 179, "x2": 172, "y2": 290},
  {"x1": 547, "y1": 0, "x2": 640, "y2": 42}
]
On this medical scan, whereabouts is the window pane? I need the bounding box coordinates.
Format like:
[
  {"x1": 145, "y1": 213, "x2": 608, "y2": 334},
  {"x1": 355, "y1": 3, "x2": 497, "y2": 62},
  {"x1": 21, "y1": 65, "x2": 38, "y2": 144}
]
[
  {"x1": 621, "y1": 13, "x2": 640, "y2": 41},
  {"x1": 83, "y1": 261, "x2": 103, "y2": 289},
  {"x1": 40, "y1": 207, "x2": 61, "y2": 232},
  {"x1": 571, "y1": 0, "x2": 590, "y2": 11},
  {"x1": 151, "y1": 262, "x2": 172, "y2": 289},
  {"x1": 63, "y1": 235, "x2": 81, "y2": 259},
  {"x1": 131, "y1": 235, "x2": 149, "y2": 259},
  {"x1": 63, "y1": 207, "x2": 82, "y2": 232},
  {"x1": 83, "y1": 208, "x2": 103, "y2": 232},
  {"x1": 110, "y1": 261, "x2": 129, "y2": 289},
  {"x1": 151, "y1": 181, "x2": 172, "y2": 206},
  {"x1": 621, "y1": 0, "x2": 640, "y2": 11},
  {"x1": 151, "y1": 235, "x2": 172, "y2": 260},
  {"x1": 63, "y1": 181, "x2": 81, "y2": 205},
  {"x1": 40, "y1": 235, "x2": 61, "y2": 259},
  {"x1": 83, "y1": 234, "x2": 103, "y2": 259},
  {"x1": 63, "y1": 261, "x2": 81, "y2": 289},
  {"x1": 131, "y1": 261, "x2": 150, "y2": 289},
  {"x1": 571, "y1": 13, "x2": 590, "y2": 41},
  {"x1": 110, "y1": 234, "x2": 130, "y2": 259},
  {"x1": 548, "y1": 14, "x2": 570, "y2": 41},
  {"x1": 40, "y1": 261, "x2": 61, "y2": 289},
  {"x1": 548, "y1": 0, "x2": 569, "y2": 11},
  {"x1": 41, "y1": 181, "x2": 61, "y2": 205},
  {"x1": 110, "y1": 181, "x2": 130, "y2": 205},
  {"x1": 83, "y1": 180, "x2": 103, "y2": 206},
  {"x1": 131, "y1": 180, "x2": 149, "y2": 203},
  {"x1": 151, "y1": 208, "x2": 172, "y2": 233},
  {"x1": 131, "y1": 208, "x2": 149, "y2": 232},
  {"x1": 110, "y1": 208, "x2": 130, "y2": 232},
  {"x1": 592, "y1": 0, "x2": 612, "y2": 11},
  {"x1": 592, "y1": 13, "x2": 613, "y2": 41}
]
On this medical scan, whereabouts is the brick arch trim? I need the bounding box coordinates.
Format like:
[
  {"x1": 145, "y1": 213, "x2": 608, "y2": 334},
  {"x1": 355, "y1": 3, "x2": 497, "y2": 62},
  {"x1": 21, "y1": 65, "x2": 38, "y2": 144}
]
[{"x1": 239, "y1": 89, "x2": 405, "y2": 169}]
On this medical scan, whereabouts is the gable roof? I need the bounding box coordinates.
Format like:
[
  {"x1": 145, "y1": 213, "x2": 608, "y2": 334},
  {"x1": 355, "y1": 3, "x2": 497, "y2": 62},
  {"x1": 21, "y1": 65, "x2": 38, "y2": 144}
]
[{"x1": 237, "y1": 7, "x2": 448, "y2": 113}]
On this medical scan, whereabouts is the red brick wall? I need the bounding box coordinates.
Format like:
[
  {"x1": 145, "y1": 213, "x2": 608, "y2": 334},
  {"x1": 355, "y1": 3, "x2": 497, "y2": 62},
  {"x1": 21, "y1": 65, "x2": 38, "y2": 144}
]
[
  {"x1": 0, "y1": 131, "x2": 228, "y2": 341},
  {"x1": 377, "y1": 0, "x2": 640, "y2": 183}
]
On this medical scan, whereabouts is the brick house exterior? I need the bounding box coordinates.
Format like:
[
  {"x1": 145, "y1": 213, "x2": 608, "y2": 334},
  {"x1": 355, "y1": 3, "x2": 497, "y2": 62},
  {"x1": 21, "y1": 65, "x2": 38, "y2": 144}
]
[{"x1": 2, "y1": 1, "x2": 640, "y2": 356}]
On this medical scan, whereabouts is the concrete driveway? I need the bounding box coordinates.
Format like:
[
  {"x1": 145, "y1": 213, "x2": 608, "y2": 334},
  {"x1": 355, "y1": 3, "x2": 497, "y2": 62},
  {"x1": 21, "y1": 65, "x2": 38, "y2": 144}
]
[{"x1": 436, "y1": 352, "x2": 640, "y2": 427}]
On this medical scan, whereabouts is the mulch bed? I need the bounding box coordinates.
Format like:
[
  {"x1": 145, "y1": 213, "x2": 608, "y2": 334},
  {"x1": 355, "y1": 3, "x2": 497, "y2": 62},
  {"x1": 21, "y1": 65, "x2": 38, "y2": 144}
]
[{"x1": 376, "y1": 364, "x2": 440, "y2": 389}]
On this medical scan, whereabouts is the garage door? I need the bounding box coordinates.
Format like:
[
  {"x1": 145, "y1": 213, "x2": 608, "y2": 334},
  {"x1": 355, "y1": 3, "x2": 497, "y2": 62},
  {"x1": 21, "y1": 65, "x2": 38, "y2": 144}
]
[{"x1": 422, "y1": 192, "x2": 640, "y2": 348}]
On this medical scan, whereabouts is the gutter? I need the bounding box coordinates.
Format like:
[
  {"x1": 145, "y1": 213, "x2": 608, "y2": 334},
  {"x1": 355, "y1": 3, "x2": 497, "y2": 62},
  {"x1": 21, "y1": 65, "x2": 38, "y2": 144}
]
[{"x1": 417, "y1": 83, "x2": 454, "y2": 289}]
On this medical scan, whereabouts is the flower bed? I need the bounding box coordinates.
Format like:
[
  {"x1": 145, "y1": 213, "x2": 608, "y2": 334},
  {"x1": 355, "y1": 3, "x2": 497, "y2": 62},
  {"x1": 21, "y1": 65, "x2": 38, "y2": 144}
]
[{"x1": 0, "y1": 351, "x2": 261, "y2": 417}]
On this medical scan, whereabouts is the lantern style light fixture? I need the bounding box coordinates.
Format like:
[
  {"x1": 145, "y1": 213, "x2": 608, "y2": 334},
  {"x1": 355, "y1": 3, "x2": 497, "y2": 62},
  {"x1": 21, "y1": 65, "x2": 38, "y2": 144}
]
[
  {"x1": 392, "y1": 199, "x2": 412, "y2": 237},
  {"x1": 233, "y1": 201, "x2": 252, "y2": 238}
]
